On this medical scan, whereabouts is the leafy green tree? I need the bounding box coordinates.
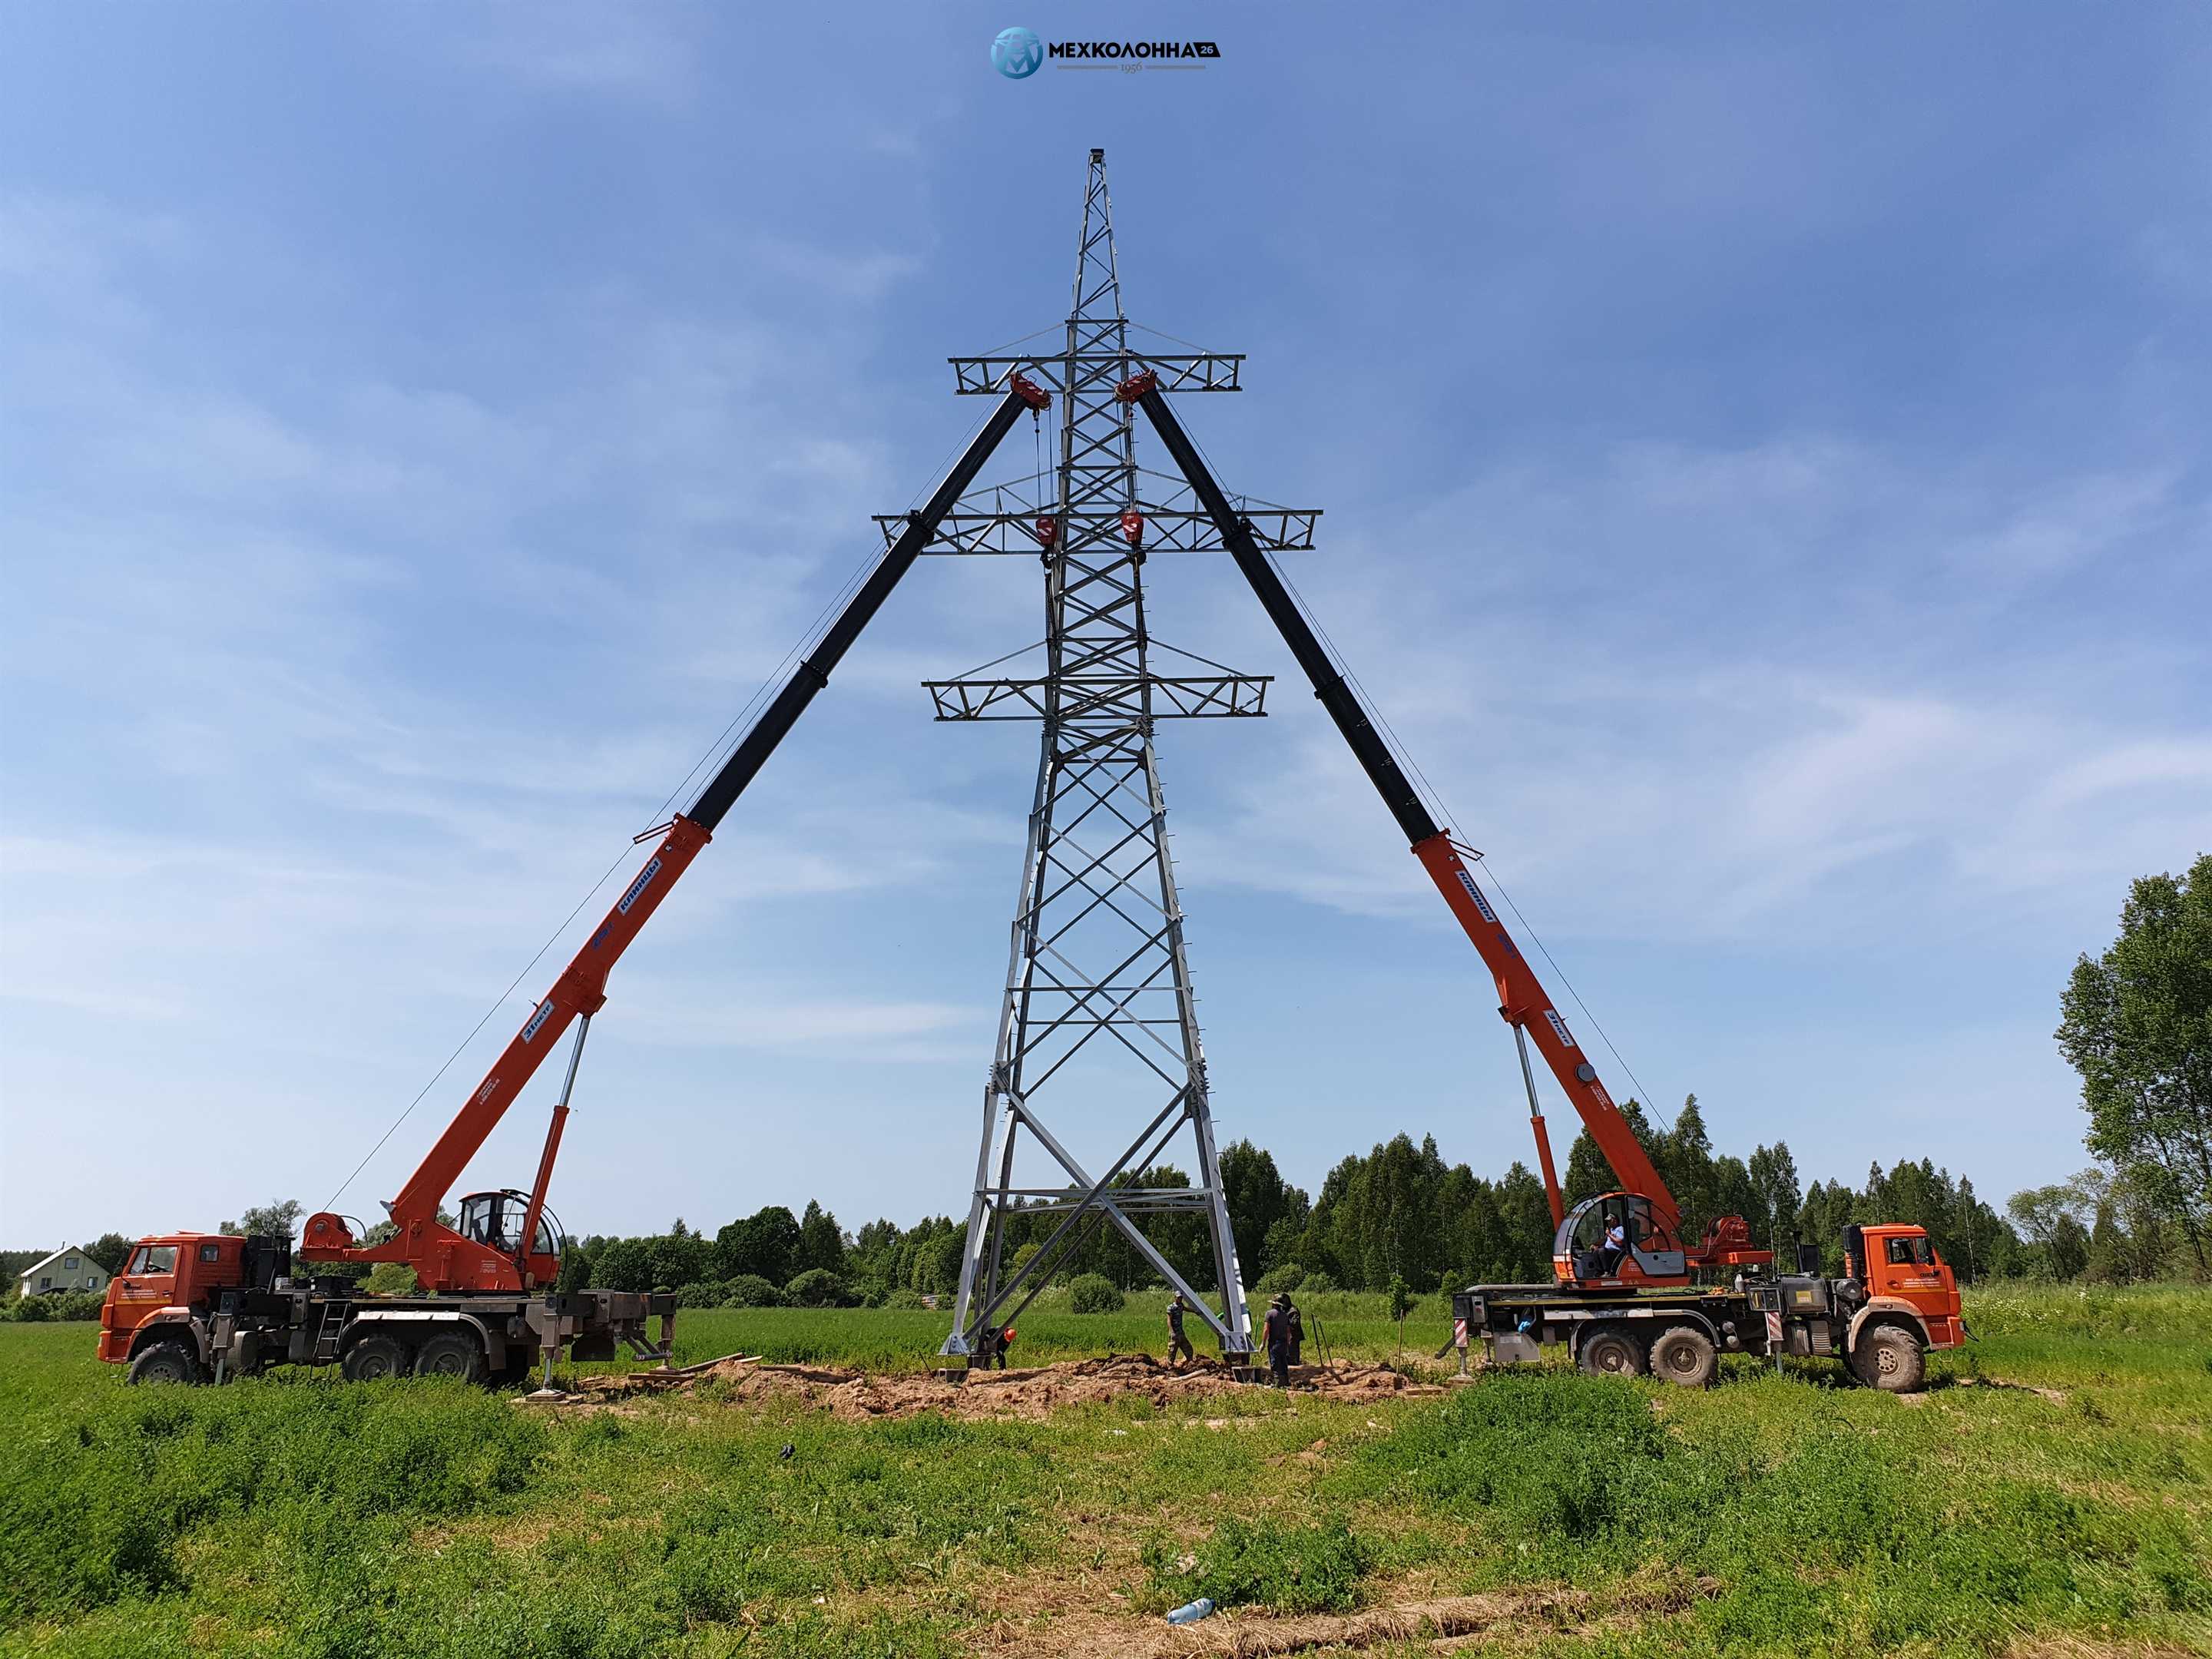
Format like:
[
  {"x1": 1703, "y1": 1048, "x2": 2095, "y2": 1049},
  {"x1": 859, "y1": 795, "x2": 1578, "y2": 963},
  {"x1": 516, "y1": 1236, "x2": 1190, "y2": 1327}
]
[
  {"x1": 2085, "y1": 1203, "x2": 2132, "y2": 1283},
  {"x1": 1068, "y1": 1273, "x2": 1124, "y2": 1313},
  {"x1": 590, "y1": 1237, "x2": 655, "y2": 1293},
  {"x1": 1654, "y1": 1095, "x2": 1717, "y2": 1240},
  {"x1": 1494, "y1": 1161, "x2": 1557, "y2": 1280},
  {"x1": 1747, "y1": 1142, "x2": 1803, "y2": 1257},
  {"x1": 84, "y1": 1233, "x2": 134, "y2": 1276},
  {"x1": 2057, "y1": 853, "x2": 2211, "y2": 1276},
  {"x1": 714, "y1": 1207, "x2": 802, "y2": 1285},
  {"x1": 916, "y1": 1223, "x2": 966, "y2": 1297},
  {"x1": 1388, "y1": 1273, "x2": 1413, "y2": 1350},
  {"x1": 220, "y1": 1200, "x2": 303, "y2": 1240},
  {"x1": 849, "y1": 1217, "x2": 904, "y2": 1284},
  {"x1": 1561, "y1": 1099, "x2": 1656, "y2": 1211},
  {"x1": 363, "y1": 1263, "x2": 417, "y2": 1296},
  {"x1": 1219, "y1": 1140, "x2": 1310, "y2": 1279},
  {"x1": 798, "y1": 1200, "x2": 847, "y2": 1277},
  {"x1": 783, "y1": 1268, "x2": 856, "y2": 1307}
]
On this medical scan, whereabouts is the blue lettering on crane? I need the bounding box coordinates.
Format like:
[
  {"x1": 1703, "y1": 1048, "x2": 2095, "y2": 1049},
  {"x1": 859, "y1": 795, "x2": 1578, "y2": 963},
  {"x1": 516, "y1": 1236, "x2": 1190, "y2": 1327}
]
[
  {"x1": 1455, "y1": 869, "x2": 1498, "y2": 924},
  {"x1": 616, "y1": 856, "x2": 664, "y2": 916},
  {"x1": 521, "y1": 999, "x2": 558, "y2": 1044},
  {"x1": 1543, "y1": 1008, "x2": 1578, "y2": 1049}
]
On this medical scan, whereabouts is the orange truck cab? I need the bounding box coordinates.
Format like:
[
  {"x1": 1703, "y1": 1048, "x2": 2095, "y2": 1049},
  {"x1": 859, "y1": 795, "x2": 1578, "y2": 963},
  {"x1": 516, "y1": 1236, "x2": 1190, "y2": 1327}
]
[
  {"x1": 98, "y1": 1233, "x2": 263, "y2": 1375},
  {"x1": 1847, "y1": 1222, "x2": 1966, "y2": 1350}
]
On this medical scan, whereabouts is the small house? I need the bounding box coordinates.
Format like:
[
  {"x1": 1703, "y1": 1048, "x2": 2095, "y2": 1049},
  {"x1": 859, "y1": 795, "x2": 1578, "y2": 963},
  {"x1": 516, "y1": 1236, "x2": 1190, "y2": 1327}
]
[{"x1": 15, "y1": 1245, "x2": 111, "y2": 1299}]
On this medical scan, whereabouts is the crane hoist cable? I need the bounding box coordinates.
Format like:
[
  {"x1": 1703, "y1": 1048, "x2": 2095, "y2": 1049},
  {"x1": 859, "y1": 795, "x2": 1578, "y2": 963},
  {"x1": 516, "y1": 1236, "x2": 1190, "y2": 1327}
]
[
  {"x1": 321, "y1": 396, "x2": 1022, "y2": 1218},
  {"x1": 1168, "y1": 392, "x2": 1669, "y2": 1134}
]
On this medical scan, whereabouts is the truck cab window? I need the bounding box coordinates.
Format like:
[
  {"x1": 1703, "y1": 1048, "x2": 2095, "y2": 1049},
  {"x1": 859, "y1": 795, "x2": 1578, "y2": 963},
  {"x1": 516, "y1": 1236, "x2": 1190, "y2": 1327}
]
[
  {"x1": 128, "y1": 1246, "x2": 178, "y2": 1275},
  {"x1": 1886, "y1": 1237, "x2": 1934, "y2": 1267}
]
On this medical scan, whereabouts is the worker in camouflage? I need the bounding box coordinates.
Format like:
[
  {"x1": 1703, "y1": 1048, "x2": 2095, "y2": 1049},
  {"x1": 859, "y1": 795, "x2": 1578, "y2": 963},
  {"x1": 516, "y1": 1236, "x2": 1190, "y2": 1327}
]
[{"x1": 1167, "y1": 1290, "x2": 1196, "y2": 1367}]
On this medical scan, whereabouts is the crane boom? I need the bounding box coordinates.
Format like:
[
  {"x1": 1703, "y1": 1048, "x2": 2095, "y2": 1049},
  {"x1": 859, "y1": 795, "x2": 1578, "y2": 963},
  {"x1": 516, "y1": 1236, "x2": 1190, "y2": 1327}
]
[
  {"x1": 303, "y1": 376, "x2": 1050, "y2": 1291},
  {"x1": 1116, "y1": 371, "x2": 1678, "y2": 1238}
]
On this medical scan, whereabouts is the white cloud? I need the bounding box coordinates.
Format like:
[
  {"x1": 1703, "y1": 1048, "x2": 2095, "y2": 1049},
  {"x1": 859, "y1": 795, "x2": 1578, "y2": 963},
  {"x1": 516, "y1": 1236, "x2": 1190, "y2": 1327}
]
[{"x1": 442, "y1": 2, "x2": 696, "y2": 101}]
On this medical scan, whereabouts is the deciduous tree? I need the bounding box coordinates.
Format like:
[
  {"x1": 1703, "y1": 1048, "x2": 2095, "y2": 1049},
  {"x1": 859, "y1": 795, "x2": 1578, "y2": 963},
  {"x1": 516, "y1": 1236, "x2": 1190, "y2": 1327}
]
[{"x1": 2056, "y1": 853, "x2": 2211, "y2": 1274}]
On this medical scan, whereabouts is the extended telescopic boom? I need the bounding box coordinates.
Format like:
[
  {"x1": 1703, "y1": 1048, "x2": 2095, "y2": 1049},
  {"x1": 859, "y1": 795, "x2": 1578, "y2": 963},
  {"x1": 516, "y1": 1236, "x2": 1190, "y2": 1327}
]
[
  {"x1": 1116, "y1": 369, "x2": 1681, "y2": 1241},
  {"x1": 304, "y1": 376, "x2": 1051, "y2": 1292}
]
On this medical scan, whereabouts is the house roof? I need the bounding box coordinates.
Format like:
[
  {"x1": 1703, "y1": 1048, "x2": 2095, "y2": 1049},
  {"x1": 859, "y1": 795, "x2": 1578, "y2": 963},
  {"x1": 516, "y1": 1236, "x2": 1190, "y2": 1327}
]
[{"x1": 16, "y1": 1245, "x2": 101, "y2": 1280}]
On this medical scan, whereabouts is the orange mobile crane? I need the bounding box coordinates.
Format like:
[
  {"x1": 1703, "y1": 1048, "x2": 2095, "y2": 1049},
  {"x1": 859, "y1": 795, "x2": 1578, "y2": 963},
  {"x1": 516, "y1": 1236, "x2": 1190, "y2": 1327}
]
[
  {"x1": 99, "y1": 378, "x2": 1051, "y2": 1386},
  {"x1": 1120, "y1": 371, "x2": 1964, "y2": 1389}
]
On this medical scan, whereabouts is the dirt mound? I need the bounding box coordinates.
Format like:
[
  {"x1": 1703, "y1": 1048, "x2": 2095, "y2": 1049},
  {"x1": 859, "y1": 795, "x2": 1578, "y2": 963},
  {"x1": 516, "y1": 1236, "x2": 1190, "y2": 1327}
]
[{"x1": 564, "y1": 1353, "x2": 1438, "y2": 1422}]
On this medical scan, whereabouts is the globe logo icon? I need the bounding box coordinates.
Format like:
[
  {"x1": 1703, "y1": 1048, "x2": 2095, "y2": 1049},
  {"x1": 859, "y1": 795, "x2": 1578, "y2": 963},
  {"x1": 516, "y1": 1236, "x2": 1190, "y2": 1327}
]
[{"x1": 992, "y1": 27, "x2": 1044, "y2": 79}]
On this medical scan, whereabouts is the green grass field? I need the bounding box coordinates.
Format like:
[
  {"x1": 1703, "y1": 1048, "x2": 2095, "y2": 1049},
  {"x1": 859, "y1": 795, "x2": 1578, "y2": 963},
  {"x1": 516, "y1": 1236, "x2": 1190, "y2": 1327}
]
[{"x1": 3, "y1": 1285, "x2": 2207, "y2": 1657}]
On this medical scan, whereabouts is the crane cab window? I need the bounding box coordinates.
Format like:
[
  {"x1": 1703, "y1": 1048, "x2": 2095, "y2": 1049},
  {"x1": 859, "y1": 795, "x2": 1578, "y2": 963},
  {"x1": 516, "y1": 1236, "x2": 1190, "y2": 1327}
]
[
  {"x1": 458, "y1": 1192, "x2": 561, "y2": 1258},
  {"x1": 127, "y1": 1246, "x2": 177, "y2": 1275},
  {"x1": 1570, "y1": 1195, "x2": 1658, "y2": 1250},
  {"x1": 1885, "y1": 1236, "x2": 1935, "y2": 1267}
]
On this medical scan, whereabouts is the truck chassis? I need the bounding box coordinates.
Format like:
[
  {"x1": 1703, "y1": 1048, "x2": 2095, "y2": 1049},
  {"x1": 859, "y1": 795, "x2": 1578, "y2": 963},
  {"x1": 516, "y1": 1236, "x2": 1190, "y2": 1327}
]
[
  {"x1": 116, "y1": 1264, "x2": 674, "y2": 1386},
  {"x1": 1453, "y1": 1270, "x2": 1962, "y2": 1393}
]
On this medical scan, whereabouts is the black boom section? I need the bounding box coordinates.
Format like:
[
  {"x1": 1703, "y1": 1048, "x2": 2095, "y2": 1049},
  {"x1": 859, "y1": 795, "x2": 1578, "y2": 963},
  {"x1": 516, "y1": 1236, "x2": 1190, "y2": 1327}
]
[
  {"x1": 686, "y1": 381, "x2": 1045, "y2": 833},
  {"x1": 1120, "y1": 376, "x2": 1442, "y2": 848}
]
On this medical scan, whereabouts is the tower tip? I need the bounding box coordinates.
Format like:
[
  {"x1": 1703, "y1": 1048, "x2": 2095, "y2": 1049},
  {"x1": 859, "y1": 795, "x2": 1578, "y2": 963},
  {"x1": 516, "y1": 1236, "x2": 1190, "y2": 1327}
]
[{"x1": 1090, "y1": 147, "x2": 1105, "y2": 162}]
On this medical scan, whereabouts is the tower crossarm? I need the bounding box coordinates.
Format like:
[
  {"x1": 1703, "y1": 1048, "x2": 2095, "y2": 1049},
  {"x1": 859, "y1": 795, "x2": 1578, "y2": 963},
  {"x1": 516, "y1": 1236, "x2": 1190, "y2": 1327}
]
[
  {"x1": 952, "y1": 353, "x2": 1242, "y2": 396},
  {"x1": 925, "y1": 673, "x2": 1270, "y2": 722},
  {"x1": 874, "y1": 505, "x2": 1319, "y2": 557}
]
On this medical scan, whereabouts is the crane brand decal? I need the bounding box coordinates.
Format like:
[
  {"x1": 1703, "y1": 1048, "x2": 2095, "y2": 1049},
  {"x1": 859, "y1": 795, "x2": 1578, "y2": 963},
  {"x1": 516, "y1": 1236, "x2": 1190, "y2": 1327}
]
[
  {"x1": 521, "y1": 1000, "x2": 558, "y2": 1044},
  {"x1": 1544, "y1": 1009, "x2": 1578, "y2": 1048},
  {"x1": 616, "y1": 856, "x2": 664, "y2": 916},
  {"x1": 1455, "y1": 870, "x2": 1498, "y2": 924}
]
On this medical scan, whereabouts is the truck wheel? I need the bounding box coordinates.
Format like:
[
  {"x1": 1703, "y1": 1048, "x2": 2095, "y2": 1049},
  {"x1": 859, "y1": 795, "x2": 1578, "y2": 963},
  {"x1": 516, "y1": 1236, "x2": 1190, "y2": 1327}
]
[
  {"x1": 340, "y1": 1333, "x2": 413, "y2": 1382},
  {"x1": 413, "y1": 1331, "x2": 484, "y2": 1382},
  {"x1": 1849, "y1": 1323, "x2": 1926, "y2": 1393},
  {"x1": 1578, "y1": 1326, "x2": 1647, "y2": 1379},
  {"x1": 1649, "y1": 1326, "x2": 1717, "y2": 1387},
  {"x1": 127, "y1": 1340, "x2": 204, "y2": 1386}
]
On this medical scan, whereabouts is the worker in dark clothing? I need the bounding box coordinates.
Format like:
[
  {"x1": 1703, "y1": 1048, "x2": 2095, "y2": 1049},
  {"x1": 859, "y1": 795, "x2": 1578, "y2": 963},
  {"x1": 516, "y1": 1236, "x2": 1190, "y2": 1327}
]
[
  {"x1": 1285, "y1": 1300, "x2": 1305, "y2": 1369},
  {"x1": 1167, "y1": 1291, "x2": 1196, "y2": 1367},
  {"x1": 1261, "y1": 1293, "x2": 1293, "y2": 1386}
]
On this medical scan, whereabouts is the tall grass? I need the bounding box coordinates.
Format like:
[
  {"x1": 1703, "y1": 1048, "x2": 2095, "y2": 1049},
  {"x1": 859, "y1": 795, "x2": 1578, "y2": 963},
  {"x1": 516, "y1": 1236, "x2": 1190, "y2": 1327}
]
[{"x1": 5, "y1": 1283, "x2": 2208, "y2": 1657}]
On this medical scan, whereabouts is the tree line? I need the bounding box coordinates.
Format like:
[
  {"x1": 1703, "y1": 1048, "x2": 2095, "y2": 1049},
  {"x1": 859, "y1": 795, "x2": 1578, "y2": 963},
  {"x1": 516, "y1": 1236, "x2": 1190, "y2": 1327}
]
[
  {"x1": 14, "y1": 855, "x2": 2204, "y2": 1314},
  {"x1": 545, "y1": 1100, "x2": 2082, "y2": 1313}
]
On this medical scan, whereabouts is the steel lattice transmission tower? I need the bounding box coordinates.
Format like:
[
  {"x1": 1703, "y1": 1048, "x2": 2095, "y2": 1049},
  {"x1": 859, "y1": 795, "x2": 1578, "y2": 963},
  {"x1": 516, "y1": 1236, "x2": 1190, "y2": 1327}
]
[{"x1": 889, "y1": 151, "x2": 1318, "y2": 1364}]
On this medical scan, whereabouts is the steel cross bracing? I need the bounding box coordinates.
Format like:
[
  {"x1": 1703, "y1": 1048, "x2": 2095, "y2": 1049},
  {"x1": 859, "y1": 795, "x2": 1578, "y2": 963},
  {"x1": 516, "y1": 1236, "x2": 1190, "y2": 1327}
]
[{"x1": 927, "y1": 151, "x2": 1297, "y2": 1363}]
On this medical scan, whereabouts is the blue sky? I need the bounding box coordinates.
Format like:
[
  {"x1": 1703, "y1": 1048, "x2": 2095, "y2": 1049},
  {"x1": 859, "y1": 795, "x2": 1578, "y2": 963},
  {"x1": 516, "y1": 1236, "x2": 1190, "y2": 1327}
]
[{"x1": 3, "y1": 5, "x2": 2207, "y2": 1249}]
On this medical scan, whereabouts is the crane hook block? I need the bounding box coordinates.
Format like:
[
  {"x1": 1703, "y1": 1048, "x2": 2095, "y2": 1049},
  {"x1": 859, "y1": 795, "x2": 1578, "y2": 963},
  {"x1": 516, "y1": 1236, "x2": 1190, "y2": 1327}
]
[
  {"x1": 1116, "y1": 369, "x2": 1159, "y2": 403},
  {"x1": 1035, "y1": 515, "x2": 1060, "y2": 548},
  {"x1": 1120, "y1": 510, "x2": 1145, "y2": 548},
  {"x1": 1009, "y1": 373, "x2": 1051, "y2": 412}
]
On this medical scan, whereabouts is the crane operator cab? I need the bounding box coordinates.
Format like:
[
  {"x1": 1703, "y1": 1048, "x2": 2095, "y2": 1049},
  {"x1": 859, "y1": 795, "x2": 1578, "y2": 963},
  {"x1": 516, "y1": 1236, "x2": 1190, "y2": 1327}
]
[
  {"x1": 1555, "y1": 1192, "x2": 1690, "y2": 1288},
  {"x1": 455, "y1": 1190, "x2": 566, "y2": 1266}
]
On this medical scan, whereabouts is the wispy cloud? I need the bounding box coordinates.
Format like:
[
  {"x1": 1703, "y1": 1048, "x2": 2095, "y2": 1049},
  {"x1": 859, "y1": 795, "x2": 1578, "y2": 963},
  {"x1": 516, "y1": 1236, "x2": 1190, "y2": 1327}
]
[{"x1": 442, "y1": 2, "x2": 697, "y2": 101}]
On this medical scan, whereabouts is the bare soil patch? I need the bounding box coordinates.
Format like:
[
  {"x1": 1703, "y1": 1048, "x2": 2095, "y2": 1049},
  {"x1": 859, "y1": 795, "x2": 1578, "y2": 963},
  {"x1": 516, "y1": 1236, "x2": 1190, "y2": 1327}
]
[
  {"x1": 554, "y1": 1353, "x2": 1439, "y2": 1422},
  {"x1": 1029, "y1": 1576, "x2": 1720, "y2": 1657}
]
